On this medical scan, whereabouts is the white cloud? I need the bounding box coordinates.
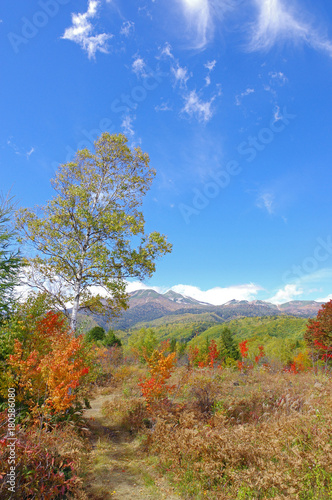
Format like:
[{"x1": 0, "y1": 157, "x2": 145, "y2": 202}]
[
  {"x1": 181, "y1": 90, "x2": 216, "y2": 123},
  {"x1": 120, "y1": 20, "x2": 134, "y2": 37},
  {"x1": 204, "y1": 59, "x2": 216, "y2": 86},
  {"x1": 273, "y1": 105, "x2": 282, "y2": 123},
  {"x1": 243, "y1": 87, "x2": 254, "y2": 96},
  {"x1": 159, "y1": 42, "x2": 174, "y2": 59},
  {"x1": 268, "y1": 284, "x2": 303, "y2": 304},
  {"x1": 180, "y1": 0, "x2": 211, "y2": 49},
  {"x1": 155, "y1": 101, "x2": 172, "y2": 112},
  {"x1": 125, "y1": 281, "x2": 165, "y2": 294},
  {"x1": 250, "y1": 0, "x2": 332, "y2": 57},
  {"x1": 171, "y1": 63, "x2": 191, "y2": 88},
  {"x1": 16, "y1": 264, "x2": 75, "y2": 310},
  {"x1": 204, "y1": 59, "x2": 216, "y2": 71},
  {"x1": 170, "y1": 283, "x2": 262, "y2": 305},
  {"x1": 315, "y1": 294, "x2": 332, "y2": 303},
  {"x1": 235, "y1": 87, "x2": 255, "y2": 106},
  {"x1": 269, "y1": 71, "x2": 287, "y2": 85},
  {"x1": 121, "y1": 114, "x2": 135, "y2": 137},
  {"x1": 132, "y1": 56, "x2": 146, "y2": 77},
  {"x1": 62, "y1": 0, "x2": 112, "y2": 59},
  {"x1": 7, "y1": 138, "x2": 35, "y2": 159},
  {"x1": 26, "y1": 147, "x2": 35, "y2": 159},
  {"x1": 272, "y1": 269, "x2": 332, "y2": 305},
  {"x1": 179, "y1": 1, "x2": 238, "y2": 49},
  {"x1": 125, "y1": 281, "x2": 262, "y2": 305},
  {"x1": 256, "y1": 192, "x2": 275, "y2": 214}
]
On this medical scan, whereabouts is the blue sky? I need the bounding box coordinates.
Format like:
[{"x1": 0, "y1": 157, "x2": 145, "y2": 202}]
[{"x1": 1, "y1": 0, "x2": 332, "y2": 305}]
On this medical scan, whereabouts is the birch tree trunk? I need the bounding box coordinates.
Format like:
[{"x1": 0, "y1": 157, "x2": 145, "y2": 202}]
[{"x1": 70, "y1": 286, "x2": 81, "y2": 333}]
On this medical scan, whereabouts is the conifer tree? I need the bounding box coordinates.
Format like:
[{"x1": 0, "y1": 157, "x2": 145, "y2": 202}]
[
  {"x1": 0, "y1": 194, "x2": 22, "y2": 322},
  {"x1": 219, "y1": 327, "x2": 240, "y2": 361}
]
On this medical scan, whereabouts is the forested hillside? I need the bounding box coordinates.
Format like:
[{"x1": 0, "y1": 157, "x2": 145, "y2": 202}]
[{"x1": 113, "y1": 315, "x2": 308, "y2": 365}]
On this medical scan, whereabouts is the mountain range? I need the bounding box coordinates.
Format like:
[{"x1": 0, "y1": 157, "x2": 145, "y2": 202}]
[{"x1": 85, "y1": 289, "x2": 322, "y2": 331}]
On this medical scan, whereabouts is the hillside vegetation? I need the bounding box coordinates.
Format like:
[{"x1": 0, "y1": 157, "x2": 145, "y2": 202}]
[
  {"x1": 116, "y1": 315, "x2": 308, "y2": 364},
  {"x1": 186, "y1": 316, "x2": 308, "y2": 365}
]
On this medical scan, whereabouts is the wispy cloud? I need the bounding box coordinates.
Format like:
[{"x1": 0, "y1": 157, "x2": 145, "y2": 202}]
[
  {"x1": 269, "y1": 71, "x2": 287, "y2": 85},
  {"x1": 273, "y1": 105, "x2": 282, "y2": 123},
  {"x1": 204, "y1": 59, "x2": 217, "y2": 86},
  {"x1": 159, "y1": 42, "x2": 174, "y2": 59},
  {"x1": 155, "y1": 101, "x2": 173, "y2": 112},
  {"x1": 235, "y1": 87, "x2": 255, "y2": 106},
  {"x1": 180, "y1": 0, "x2": 211, "y2": 49},
  {"x1": 181, "y1": 89, "x2": 216, "y2": 123},
  {"x1": 132, "y1": 56, "x2": 146, "y2": 77},
  {"x1": 204, "y1": 59, "x2": 217, "y2": 71},
  {"x1": 62, "y1": 0, "x2": 112, "y2": 59},
  {"x1": 179, "y1": 1, "x2": 241, "y2": 50},
  {"x1": 256, "y1": 191, "x2": 275, "y2": 214},
  {"x1": 120, "y1": 20, "x2": 134, "y2": 37},
  {"x1": 292, "y1": 268, "x2": 332, "y2": 286},
  {"x1": 249, "y1": 0, "x2": 332, "y2": 57},
  {"x1": 171, "y1": 63, "x2": 191, "y2": 88},
  {"x1": 26, "y1": 147, "x2": 35, "y2": 159},
  {"x1": 7, "y1": 138, "x2": 35, "y2": 159},
  {"x1": 121, "y1": 114, "x2": 135, "y2": 138}
]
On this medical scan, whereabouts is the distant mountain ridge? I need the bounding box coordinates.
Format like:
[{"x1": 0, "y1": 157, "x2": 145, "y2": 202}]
[{"x1": 99, "y1": 289, "x2": 323, "y2": 330}]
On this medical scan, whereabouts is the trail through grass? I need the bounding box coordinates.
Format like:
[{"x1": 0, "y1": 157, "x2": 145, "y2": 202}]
[{"x1": 82, "y1": 389, "x2": 181, "y2": 500}]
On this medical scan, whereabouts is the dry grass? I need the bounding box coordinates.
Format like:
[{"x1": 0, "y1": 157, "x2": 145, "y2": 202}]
[
  {"x1": 141, "y1": 368, "x2": 332, "y2": 499},
  {"x1": 69, "y1": 361, "x2": 332, "y2": 499}
]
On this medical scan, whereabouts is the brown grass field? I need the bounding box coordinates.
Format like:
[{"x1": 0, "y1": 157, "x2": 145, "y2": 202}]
[{"x1": 77, "y1": 364, "x2": 332, "y2": 500}]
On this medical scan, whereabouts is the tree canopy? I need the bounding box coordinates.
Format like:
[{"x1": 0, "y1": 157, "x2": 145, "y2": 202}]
[
  {"x1": 0, "y1": 193, "x2": 22, "y2": 322},
  {"x1": 16, "y1": 133, "x2": 172, "y2": 331},
  {"x1": 305, "y1": 300, "x2": 332, "y2": 362},
  {"x1": 86, "y1": 326, "x2": 106, "y2": 343},
  {"x1": 219, "y1": 327, "x2": 240, "y2": 361}
]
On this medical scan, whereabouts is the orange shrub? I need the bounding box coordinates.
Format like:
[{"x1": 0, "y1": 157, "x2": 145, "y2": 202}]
[
  {"x1": 7, "y1": 312, "x2": 92, "y2": 418},
  {"x1": 138, "y1": 340, "x2": 177, "y2": 410}
]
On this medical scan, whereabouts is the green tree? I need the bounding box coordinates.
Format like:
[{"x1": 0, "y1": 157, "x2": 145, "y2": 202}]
[
  {"x1": 219, "y1": 327, "x2": 240, "y2": 361},
  {"x1": 0, "y1": 193, "x2": 22, "y2": 322},
  {"x1": 128, "y1": 327, "x2": 158, "y2": 362},
  {"x1": 169, "y1": 338, "x2": 177, "y2": 352},
  {"x1": 86, "y1": 325, "x2": 106, "y2": 343},
  {"x1": 16, "y1": 133, "x2": 172, "y2": 331},
  {"x1": 103, "y1": 329, "x2": 122, "y2": 347}
]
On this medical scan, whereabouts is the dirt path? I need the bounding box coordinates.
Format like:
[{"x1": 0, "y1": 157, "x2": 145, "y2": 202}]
[{"x1": 82, "y1": 391, "x2": 181, "y2": 500}]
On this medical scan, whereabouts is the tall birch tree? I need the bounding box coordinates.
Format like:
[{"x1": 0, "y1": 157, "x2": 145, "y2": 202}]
[{"x1": 16, "y1": 133, "x2": 172, "y2": 331}]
